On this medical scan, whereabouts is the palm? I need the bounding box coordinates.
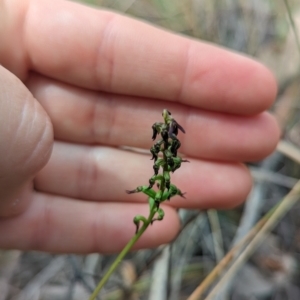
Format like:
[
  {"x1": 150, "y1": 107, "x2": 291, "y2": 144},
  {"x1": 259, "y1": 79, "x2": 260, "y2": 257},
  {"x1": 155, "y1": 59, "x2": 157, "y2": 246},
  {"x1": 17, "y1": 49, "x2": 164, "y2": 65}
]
[{"x1": 0, "y1": 0, "x2": 279, "y2": 253}]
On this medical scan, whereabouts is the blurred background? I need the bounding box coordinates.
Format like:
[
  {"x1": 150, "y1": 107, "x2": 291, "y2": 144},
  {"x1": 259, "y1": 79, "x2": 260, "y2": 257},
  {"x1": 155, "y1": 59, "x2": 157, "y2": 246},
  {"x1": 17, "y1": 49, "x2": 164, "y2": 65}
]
[{"x1": 3, "y1": 0, "x2": 300, "y2": 299}]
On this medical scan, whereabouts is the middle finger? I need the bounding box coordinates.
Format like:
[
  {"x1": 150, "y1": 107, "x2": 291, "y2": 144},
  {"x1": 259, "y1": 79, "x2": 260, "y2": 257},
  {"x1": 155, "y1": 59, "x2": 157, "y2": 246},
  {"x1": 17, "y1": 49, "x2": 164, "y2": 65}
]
[{"x1": 27, "y1": 74, "x2": 279, "y2": 162}]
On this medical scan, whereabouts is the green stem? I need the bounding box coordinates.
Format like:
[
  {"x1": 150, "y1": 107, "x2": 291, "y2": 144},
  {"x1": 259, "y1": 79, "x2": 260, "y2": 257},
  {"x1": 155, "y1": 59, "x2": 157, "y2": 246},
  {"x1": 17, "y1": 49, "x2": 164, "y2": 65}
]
[{"x1": 89, "y1": 209, "x2": 156, "y2": 300}]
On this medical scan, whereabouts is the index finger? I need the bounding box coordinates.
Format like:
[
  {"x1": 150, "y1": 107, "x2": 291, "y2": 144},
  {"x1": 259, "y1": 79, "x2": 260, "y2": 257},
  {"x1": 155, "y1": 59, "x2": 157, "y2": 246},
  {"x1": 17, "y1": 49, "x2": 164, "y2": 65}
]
[{"x1": 3, "y1": 0, "x2": 277, "y2": 114}]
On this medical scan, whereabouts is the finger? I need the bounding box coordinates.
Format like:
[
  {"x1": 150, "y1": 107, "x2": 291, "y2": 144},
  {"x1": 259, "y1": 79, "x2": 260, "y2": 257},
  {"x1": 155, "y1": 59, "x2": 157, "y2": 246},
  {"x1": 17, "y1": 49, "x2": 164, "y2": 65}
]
[
  {"x1": 0, "y1": 66, "x2": 53, "y2": 217},
  {"x1": 27, "y1": 74, "x2": 280, "y2": 162},
  {"x1": 4, "y1": 0, "x2": 276, "y2": 114},
  {"x1": 0, "y1": 193, "x2": 179, "y2": 253},
  {"x1": 35, "y1": 142, "x2": 252, "y2": 209}
]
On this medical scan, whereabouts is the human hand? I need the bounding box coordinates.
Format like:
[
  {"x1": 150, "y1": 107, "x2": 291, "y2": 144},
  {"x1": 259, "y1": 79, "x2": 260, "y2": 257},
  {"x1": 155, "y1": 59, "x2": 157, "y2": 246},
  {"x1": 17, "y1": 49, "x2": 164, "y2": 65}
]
[{"x1": 0, "y1": 0, "x2": 280, "y2": 253}]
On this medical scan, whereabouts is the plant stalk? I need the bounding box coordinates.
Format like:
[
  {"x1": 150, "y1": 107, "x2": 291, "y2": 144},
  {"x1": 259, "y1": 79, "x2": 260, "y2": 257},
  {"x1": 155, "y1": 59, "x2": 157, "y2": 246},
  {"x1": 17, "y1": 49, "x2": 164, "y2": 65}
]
[{"x1": 89, "y1": 209, "x2": 156, "y2": 300}]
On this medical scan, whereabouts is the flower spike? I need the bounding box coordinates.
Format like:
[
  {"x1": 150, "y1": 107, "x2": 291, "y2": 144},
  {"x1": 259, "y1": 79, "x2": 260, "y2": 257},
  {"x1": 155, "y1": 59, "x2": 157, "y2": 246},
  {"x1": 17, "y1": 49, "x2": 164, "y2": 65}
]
[{"x1": 127, "y1": 109, "x2": 188, "y2": 232}]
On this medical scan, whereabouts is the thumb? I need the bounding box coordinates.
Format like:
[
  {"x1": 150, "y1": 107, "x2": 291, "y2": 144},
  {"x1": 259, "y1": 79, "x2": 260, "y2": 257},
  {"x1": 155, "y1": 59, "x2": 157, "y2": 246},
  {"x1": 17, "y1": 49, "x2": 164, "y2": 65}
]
[{"x1": 0, "y1": 66, "x2": 53, "y2": 217}]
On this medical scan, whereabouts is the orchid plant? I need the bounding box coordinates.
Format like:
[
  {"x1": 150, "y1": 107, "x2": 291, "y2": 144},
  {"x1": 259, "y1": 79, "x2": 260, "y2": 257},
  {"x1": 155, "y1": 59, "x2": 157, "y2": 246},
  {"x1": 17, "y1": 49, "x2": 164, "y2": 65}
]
[{"x1": 90, "y1": 109, "x2": 188, "y2": 300}]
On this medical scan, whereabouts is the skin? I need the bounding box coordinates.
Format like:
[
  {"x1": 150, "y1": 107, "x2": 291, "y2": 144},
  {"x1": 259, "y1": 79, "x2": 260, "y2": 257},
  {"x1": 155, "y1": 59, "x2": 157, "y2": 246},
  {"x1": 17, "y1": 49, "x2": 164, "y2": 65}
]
[{"x1": 0, "y1": 0, "x2": 280, "y2": 254}]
